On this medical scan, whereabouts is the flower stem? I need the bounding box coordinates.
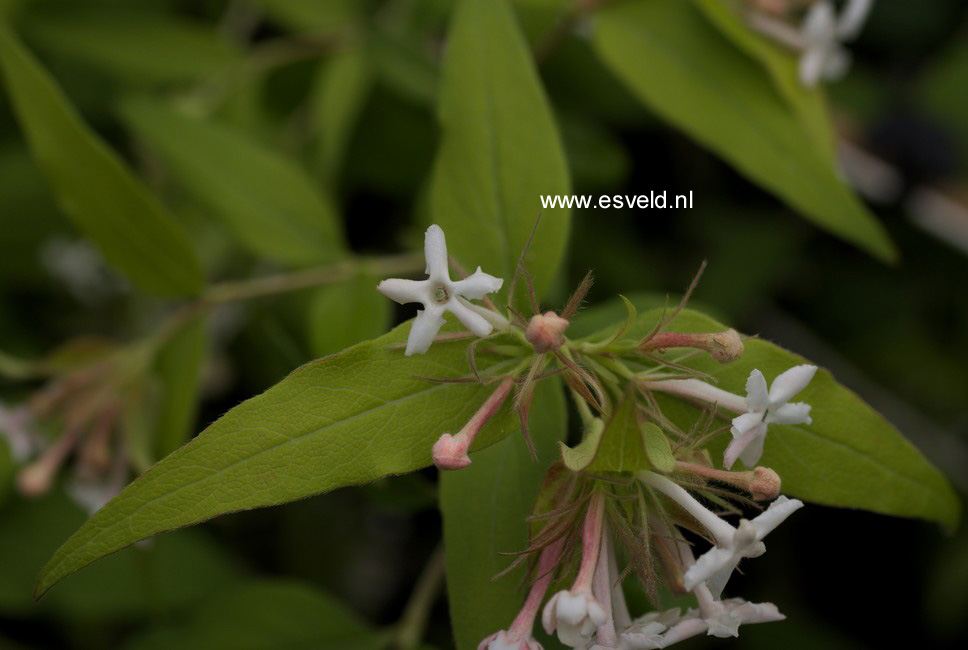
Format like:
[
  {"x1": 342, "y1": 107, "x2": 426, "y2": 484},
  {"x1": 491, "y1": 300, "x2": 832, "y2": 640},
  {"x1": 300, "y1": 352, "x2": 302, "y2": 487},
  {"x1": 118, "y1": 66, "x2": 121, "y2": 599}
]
[{"x1": 395, "y1": 545, "x2": 446, "y2": 650}]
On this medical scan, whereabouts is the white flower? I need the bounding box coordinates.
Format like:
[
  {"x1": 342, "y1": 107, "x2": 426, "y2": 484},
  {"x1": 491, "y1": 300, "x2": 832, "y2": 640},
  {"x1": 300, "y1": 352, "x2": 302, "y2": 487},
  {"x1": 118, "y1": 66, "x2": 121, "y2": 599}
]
[
  {"x1": 0, "y1": 402, "x2": 37, "y2": 463},
  {"x1": 478, "y1": 630, "x2": 541, "y2": 650},
  {"x1": 683, "y1": 496, "x2": 803, "y2": 598},
  {"x1": 620, "y1": 598, "x2": 784, "y2": 648},
  {"x1": 724, "y1": 365, "x2": 816, "y2": 469},
  {"x1": 799, "y1": 0, "x2": 873, "y2": 87},
  {"x1": 542, "y1": 589, "x2": 607, "y2": 648},
  {"x1": 701, "y1": 598, "x2": 785, "y2": 638},
  {"x1": 377, "y1": 224, "x2": 504, "y2": 356}
]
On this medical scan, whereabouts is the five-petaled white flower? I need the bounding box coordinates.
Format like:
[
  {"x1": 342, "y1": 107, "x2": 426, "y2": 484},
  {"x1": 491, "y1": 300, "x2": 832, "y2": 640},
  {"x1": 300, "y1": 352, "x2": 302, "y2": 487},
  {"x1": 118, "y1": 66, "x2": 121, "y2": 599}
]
[
  {"x1": 799, "y1": 0, "x2": 874, "y2": 87},
  {"x1": 683, "y1": 495, "x2": 803, "y2": 598},
  {"x1": 724, "y1": 365, "x2": 817, "y2": 469},
  {"x1": 377, "y1": 224, "x2": 504, "y2": 356}
]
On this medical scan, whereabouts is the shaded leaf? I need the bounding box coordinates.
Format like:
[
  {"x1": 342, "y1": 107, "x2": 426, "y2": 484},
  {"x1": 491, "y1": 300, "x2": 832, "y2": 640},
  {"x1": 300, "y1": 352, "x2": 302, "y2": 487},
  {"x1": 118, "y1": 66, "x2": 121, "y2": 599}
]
[
  {"x1": 154, "y1": 314, "x2": 208, "y2": 459},
  {"x1": 0, "y1": 24, "x2": 203, "y2": 296},
  {"x1": 26, "y1": 10, "x2": 239, "y2": 83},
  {"x1": 124, "y1": 579, "x2": 385, "y2": 650},
  {"x1": 119, "y1": 98, "x2": 345, "y2": 267}
]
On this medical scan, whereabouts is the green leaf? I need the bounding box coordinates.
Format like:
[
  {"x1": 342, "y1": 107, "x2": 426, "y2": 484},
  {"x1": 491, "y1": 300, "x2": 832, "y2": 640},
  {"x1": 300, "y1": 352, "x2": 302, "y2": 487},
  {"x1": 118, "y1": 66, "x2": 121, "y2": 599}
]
[
  {"x1": 119, "y1": 98, "x2": 345, "y2": 267},
  {"x1": 36, "y1": 322, "x2": 520, "y2": 597},
  {"x1": 591, "y1": 0, "x2": 896, "y2": 262},
  {"x1": 123, "y1": 579, "x2": 385, "y2": 650},
  {"x1": 312, "y1": 46, "x2": 372, "y2": 183},
  {"x1": 440, "y1": 379, "x2": 566, "y2": 650},
  {"x1": 25, "y1": 10, "x2": 239, "y2": 84},
  {"x1": 559, "y1": 391, "x2": 674, "y2": 473},
  {"x1": 0, "y1": 24, "x2": 203, "y2": 297},
  {"x1": 692, "y1": 0, "x2": 837, "y2": 163},
  {"x1": 154, "y1": 315, "x2": 208, "y2": 459},
  {"x1": 308, "y1": 275, "x2": 389, "y2": 357},
  {"x1": 615, "y1": 308, "x2": 960, "y2": 531},
  {"x1": 431, "y1": 0, "x2": 571, "y2": 304}
]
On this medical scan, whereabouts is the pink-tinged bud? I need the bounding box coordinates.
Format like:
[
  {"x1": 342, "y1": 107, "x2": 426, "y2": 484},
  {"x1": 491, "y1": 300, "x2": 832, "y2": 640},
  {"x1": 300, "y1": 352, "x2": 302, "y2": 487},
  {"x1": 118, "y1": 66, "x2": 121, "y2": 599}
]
[
  {"x1": 432, "y1": 433, "x2": 472, "y2": 470},
  {"x1": 526, "y1": 311, "x2": 569, "y2": 353},
  {"x1": 16, "y1": 426, "x2": 84, "y2": 498},
  {"x1": 640, "y1": 328, "x2": 744, "y2": 363},
  {"x1": 431, "y1": 377, "x2": 515, "y2": 471},
  {"x1": 17, "y1": 459, "x2": 57, "y2": 497},
  {"x1": 749, "y1": 466, "x2": 781, "y2": 501},
  {"x1": 675, "y1": 461, "x2": 781, "y2": 501}
]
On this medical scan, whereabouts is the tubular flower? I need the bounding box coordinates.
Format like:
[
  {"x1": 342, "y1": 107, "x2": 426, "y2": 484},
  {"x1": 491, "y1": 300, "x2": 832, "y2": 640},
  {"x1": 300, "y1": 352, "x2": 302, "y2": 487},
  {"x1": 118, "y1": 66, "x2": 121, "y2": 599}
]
[
  {"x1": 542, "y1": 493, "x2": 608, "y2": 648},
  {"x1": 682, "y1": 496, "x2": 804, "y2": 598},
  {"x1": 377, "y1": 224, "x2": 504, "y2": 355},
  {"x1": 724, "y1": 365, "x2": 816, "y2": 469}
]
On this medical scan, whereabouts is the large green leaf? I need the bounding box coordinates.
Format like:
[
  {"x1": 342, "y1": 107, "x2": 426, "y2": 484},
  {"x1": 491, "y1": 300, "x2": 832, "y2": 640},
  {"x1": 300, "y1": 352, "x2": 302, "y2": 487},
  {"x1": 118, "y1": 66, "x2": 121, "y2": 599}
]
[
  {"x1": 430, "y1": 0, "x2": 571, "y2": 304},
  {"x1": 692, "y1": 0, "x2": 836, "y2": 164},
  {"x1": 607, "y1": 308, "x2": 960, "y2": 531},
  {"x1": 119, "y1": 98, "x2": 345, "y2": 267},
  {"x1": 440, "y1": 379, "x2": 566, "y2": 650},
  {"x1": 124, "y1": 580, "x2": 385, "y2": 650},
  {"x1": 591, "y1": 0, "x2": 896, "y2": 262},
  {"x1": 36, "y1": 322, "x2": 520, "y2": 597},
  {"x1": 25, "y1": 10, "x2": 239, "y2": 84},
  {"x1": 0, "y1": 24, "x2": 203, "y2": 296}
]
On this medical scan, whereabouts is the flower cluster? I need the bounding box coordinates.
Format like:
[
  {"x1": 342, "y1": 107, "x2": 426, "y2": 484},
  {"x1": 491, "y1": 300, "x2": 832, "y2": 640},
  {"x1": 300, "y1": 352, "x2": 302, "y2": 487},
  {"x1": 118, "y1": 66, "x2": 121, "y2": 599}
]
[{"x1": 377, "y1": 225, "x2": 818, "y2": 649}]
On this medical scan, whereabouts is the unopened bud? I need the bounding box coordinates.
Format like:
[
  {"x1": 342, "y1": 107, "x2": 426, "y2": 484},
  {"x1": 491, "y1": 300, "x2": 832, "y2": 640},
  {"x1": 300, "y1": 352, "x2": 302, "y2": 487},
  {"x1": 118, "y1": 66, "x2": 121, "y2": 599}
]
[
  {"x1": 526, "y1": 311, "x2": 569, "y2": 353},
  {"x1": 17, "y1": 458, "x2": 57, "y2": 497},
  {"x1": 640, "y1": 328, "x2": 744, "y2": 363},
  {"x1": 432, "y1": 433, "x2": 471, "y2": 470},
  {"x1": 675, "y1": 461, "x2": 781, "y2": 501},
  {"x1": 749, "y1": 466, "x2": 781, "y2": 501},
  {"x1": 430, "y1": 377, "x2": 515, "y2": 471}
]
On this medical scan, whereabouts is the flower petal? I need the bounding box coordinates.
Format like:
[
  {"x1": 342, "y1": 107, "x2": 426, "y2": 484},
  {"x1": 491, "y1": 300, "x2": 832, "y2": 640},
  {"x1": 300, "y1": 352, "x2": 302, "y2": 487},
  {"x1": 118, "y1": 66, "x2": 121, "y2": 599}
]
[
  {"x1": 405, "y1": 304, "x2": 446, "y2": 356},
  {"x1": 768, "y1": 401, "x2": 812, "y2": 425},
  {"x1": 836, "y1": 0, "x2": 873, "y2": 39},
  {"x1": 452, "y1": 266, "x2": 503, "y2": 300},
  {"x1": 768, "y1": 365, "x2": 816, "y2": 405},
  {"x1": 682, "y1": 546, "x2": 736, "y2": 592},
  {"x1": 802, "y1": 0, "x2": 837, "y2": 42},
  {"x1": 744, "y1": 370, "x2": 769, "y2": 413},
  {"x1": 750, "y1": 495, "x2": 803, "y2": 539},
  {"x1": 737, "y1": 431, "x2": 766, "y2": 468},
  {"x1": 723, "y1": 421, "x2": 764, "y2": 470},
  {"x1": 799, "y1": 45, "x2": 828, "y2": 87},
  {"x1": 447, "y1": 299, "x2": 493, "y2": 338},
  {"x1": 424, "y1": 224, "x2": 450, "y2": 283},
  {"x1": 377, "y1": 278, "x2": 430, "y2": 305}
]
